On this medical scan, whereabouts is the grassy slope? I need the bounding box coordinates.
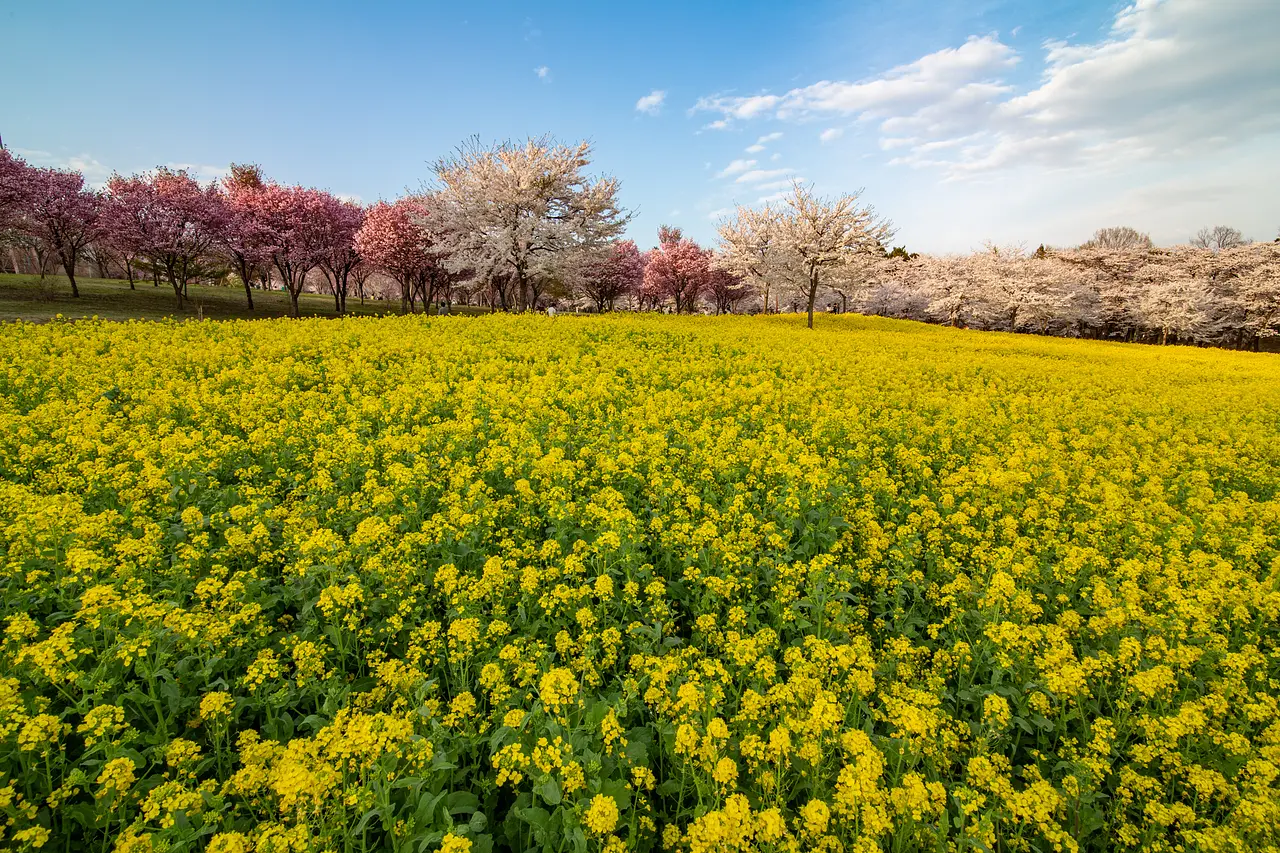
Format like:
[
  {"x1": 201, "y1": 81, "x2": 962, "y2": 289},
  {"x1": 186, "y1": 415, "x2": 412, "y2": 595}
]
[{"x1": 0, "y1": 274, "x2": 487, "y2": 322}]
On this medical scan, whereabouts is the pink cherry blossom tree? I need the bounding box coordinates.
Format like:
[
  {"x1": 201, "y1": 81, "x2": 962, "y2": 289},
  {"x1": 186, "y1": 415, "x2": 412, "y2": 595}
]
[
  {"x1": 16, "y1": 165, "x2": 101, "y2": 297},
  {"x1": 355, "y1": 199, "x2": 435, "y2": 314},
  {"x1": 245, "y1": 184, "x2": 332, "y2": 317},
  {"x1": 220, "y1": 163, "x2": 274, "y2": 310},
  {"x1": 642, "y1": 226, "x2": 710, "y2": 313},
  {"x1": 148, "y1": 168, "x2": 229, "y2": 308},
  {"x1": 0, "y1": 148, "x2": 29, "y2": 231},
  {"x1": 317, "y1": 196, "x2": 365, "y2": 314}
]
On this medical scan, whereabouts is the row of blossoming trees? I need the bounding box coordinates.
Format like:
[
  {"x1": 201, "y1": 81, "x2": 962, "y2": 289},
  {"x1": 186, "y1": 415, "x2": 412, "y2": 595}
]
[
  {"x1": 0, "y1": 137, "x2": 736, "y2": 319},
  {"x1": 2, "y1": 138, "x2": 1277, "y2": 345}
]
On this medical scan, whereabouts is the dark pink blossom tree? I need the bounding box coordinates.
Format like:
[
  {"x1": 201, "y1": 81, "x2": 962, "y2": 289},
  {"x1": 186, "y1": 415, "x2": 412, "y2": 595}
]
[
  {"x1": 706, "y1": 266, "x2": 749, "y2": 314},
  {"x1": 642, "y1": 226, "x2": 710, "y2": 313},
  {"x1": 581, "y1": 240, "x2": 644, "y2": 311},
  {"x1": 17, "y1": 166, "x2": 101, "y2": 297},
  {"x1": 245, "y1": 184, "x2": 332, "y2": 317},
  {"x1": 220, "y1": 163, "x2": 273, "y2": 310},
  {"x1": 317, "y1": 196, "x2": 365, "y2": 314},
  {"x1": 148, "y1": 168, "x2": 229, "y2": 308},
  {"x1": 0, "y1": 149, "x2": 29, "y2": 230},
  {"x1": 100, "y1": 173, "x2": 157, "y2": 290}
]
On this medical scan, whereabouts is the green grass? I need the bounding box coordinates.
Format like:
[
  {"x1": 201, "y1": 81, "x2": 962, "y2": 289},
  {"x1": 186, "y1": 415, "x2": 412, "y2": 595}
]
[{"x1": 0, "y1": 274, "x2": 485, "y2": 322}]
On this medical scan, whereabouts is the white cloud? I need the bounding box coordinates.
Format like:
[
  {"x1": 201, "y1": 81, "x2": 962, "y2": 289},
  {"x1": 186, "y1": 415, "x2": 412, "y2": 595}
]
[
  {"x1": 717, "y1": 158, "x2": 757, "y2": 178},
  {"x1": 752, "y1": 177, "x2": 801, "y2": 193},
  {"x1": 819, "y1": 128, "x2": 844, "y2": 143},
  {"x1": 735, "y1": 168, "x2": 794, "y2": 184},
  {"x1": 695, "y1": 36, "x2": 1015, "y2": 124},
  {"x1": 635, "y1": 90, "x2": 667, "y2": 115},
  {"x1": 693, "y1": 1, "x2": 1280, "y2": 183},
  {"x1": 15, "y1": 149, "x2": 114, "y2": 187},
  {"x1": 700, "y1": 119, "x2": 731, "y2": 131},
  {"x1": 534, "y1": 66, "x2": 550, "y2": 80},
  {"x1": 756, "y1": 191, "x2": 790, "y2": 205},
  {"x1": 745, "y1": 131, "x2": 784, "y2": 152}
]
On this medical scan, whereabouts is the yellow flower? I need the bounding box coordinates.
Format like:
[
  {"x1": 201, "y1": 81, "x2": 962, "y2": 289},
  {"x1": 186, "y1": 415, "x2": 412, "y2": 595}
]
[
  {"x1": 206, "y1": 832, "x2": 251, "y2": 853},
  {"x1": 538, "y1": 667, "x2": 580, "y2": 716},
  {"x1": 800, "y1": 798, "x2": 830, "y2": 838},
  {"x1": 983, "y1": 694, "x2": 1012, "y2": 730},
  {"x1": 440, "y1": 833, "x2": 472, "y2": 853},
  {"x1": 712, "y1": 756, "x2": 738, "y2": 788},
  {"x1": 96, "y1": 757, "x2": 138, "y2": 801},
  {"x1": 584, "y1": 793, "x2": 620, "y2": 836},
  {"x1": 199, "y1": 691, "x2": 234, "y2": 722}
]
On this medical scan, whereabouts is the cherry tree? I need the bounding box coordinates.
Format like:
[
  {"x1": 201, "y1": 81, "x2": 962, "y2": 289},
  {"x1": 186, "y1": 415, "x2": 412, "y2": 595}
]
[
  {"x1": 922, "y1": 254, "x2": 986, "y2": 328},
  {"x1": 580, "y1": 240, "x2": 644, "y2": 311},
  {"x1": 706, "y1": 266, "x2": 750, "y2": 314},
  {"x1": 716, "y1": 205, "x2": 781, "y2": 312},
  {"x1": 642, "y1": 226, "x2": 710, "y2": 313},
  {"x1": 16, "y1": 166, "x2": 100, "y2": 297},
  {"x1": 772, "y1": 181, "x2": 894, "y2": 328},
  {"x1": 100, "y1": 173, "x2": 160, "y2": 290},
  {"x1": 1058, "y1": 245, "x2": 1150, "y2": 340},
  {"x1": 0, "y1": 148, "x2": 29, "y2": 230},
  {"x1": 145, "y1": 168, "x2": 229, "y2": 307},
  {"x1": 1134, "y1": 259, "x2": 1211, "y2": 345},
  {"x1": 220, "y1": 164, "x2": 276, "y2": 310},
  {"x1": 246, "y1": 184, "x2": 332, "y2": 317},
  {"x1": 355, "y1": 199, "x2": 436, "y2": 313},
  {"x1": 430, "y1": 136, "x2": 630, "y2": 311},
  {"x1": 1230, "y1": 243, "x2": 1280, "y2": 347},
  {"x1": 316, "y1": 196, "x2": 364, "y2": 314}
]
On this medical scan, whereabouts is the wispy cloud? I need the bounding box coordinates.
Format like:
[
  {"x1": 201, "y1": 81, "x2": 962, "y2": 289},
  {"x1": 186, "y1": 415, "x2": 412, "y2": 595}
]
[
  {"x1": 534, "y1": 66, "x2": 550, "y2": 80},
  {"x1": 819, "y1": 128, "x2": 844, "y2": 143},
  {"x1": 635, "y1": 90, "x2": 666, "y2": 115},
  {"x1": 693, "y1": 2, "x2": 1280, "y2": 182},
  {"x1": 745, "y1": 132, "x2": 783, "y2": 153},
  {"x1": 735, "y1": 168, "x2": 794, "y2": 184},
  {"x1": 717, "y1": 158, "x2": 757, "y2": 178}
]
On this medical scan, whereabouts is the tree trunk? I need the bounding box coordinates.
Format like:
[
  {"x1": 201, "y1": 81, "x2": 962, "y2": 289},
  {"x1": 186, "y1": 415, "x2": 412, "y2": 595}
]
[
  {"x1": 290, "y1": 288, "x2": 301, "y2": 318},
  {"x1": 806, "y1": 269, "x2": 819, "y2": 329},
  {"x1": 242, "y1": 275, "x2": 254, "y2": 309},
  {"x1": 168, "y1": 271, "x2": 184, "y2": 309},
  {"x1": 62, "y1": 252, "x2": 80, "y2": 298}
]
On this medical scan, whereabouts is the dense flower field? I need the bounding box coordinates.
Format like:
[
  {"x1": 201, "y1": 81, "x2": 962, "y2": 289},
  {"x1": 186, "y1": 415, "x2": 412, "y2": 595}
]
[{"x1": 1, "y1": 313, "x2": 1279, "y2": 853}]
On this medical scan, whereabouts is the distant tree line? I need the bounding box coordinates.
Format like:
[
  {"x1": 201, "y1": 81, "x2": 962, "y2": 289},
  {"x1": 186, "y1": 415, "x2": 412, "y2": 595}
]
[{"x1": 3, "y1": 142, "x2": 1277, "y2": 346}]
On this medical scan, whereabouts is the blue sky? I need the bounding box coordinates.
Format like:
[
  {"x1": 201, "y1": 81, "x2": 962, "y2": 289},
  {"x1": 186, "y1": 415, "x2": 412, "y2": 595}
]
[{"x1": 3, "y1": 0, "x2": 1277, "y2": 252}]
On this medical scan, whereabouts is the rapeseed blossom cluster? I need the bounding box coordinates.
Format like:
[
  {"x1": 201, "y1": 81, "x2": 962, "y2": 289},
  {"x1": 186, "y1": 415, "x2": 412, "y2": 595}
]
[{"x1": 0, "y1": 312, "x2": 1278, "y2": 852}]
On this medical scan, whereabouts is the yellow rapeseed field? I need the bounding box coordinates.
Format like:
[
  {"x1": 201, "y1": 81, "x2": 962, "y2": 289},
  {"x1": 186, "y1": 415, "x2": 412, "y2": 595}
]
[{"x1": 1, "y1": 313, "x2": 1278, "y2": 853}]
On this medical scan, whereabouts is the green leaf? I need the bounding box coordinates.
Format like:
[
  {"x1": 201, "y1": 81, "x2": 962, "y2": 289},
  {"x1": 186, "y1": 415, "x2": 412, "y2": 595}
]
[
  {"x1": 447, "y1": 791, "x2": 480, "y2": 815},
  {"x1": 538, "y1": 777, "x2": 562, "y2": 805},
  {"x1": 517, "y1": 806, "x2": 551, "y2": 832}
]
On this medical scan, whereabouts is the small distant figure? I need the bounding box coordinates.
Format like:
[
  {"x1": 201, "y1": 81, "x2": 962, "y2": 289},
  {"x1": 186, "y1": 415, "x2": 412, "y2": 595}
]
[
  {"x1": 547, "y1": 306, "x2": 557, "y2": 318},
  {"x1": 438, "y1": 301, "x2": 450, "y2": 316}
]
